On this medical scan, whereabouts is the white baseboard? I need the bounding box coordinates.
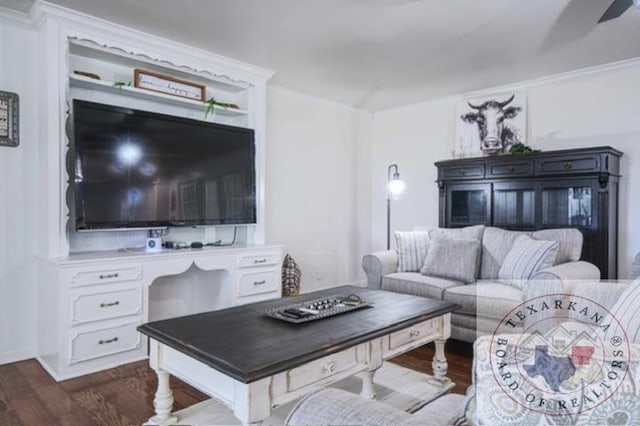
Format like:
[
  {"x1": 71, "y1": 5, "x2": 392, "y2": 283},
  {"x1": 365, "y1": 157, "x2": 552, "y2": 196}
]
[{"x1": 0, "y1": 348, "x2": 35, "y2": 366}]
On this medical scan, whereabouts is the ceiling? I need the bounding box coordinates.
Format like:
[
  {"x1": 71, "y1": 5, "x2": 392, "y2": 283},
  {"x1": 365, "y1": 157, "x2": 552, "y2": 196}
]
[{"x1": 4, "y1": 0, "x2": 640, "y2": 110}]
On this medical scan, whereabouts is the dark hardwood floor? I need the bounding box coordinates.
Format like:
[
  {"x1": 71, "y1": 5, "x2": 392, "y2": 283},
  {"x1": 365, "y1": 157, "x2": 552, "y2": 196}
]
[{"x1": 0, "y1": 340, "x2": 472, "y2": 425}]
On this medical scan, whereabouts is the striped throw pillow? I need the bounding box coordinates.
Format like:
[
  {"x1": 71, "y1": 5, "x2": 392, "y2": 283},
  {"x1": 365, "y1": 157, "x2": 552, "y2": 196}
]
[
  {"x1": 603, "y1": 278, "x2": 640, "y2": 344},
  {"x1": 498, "y1": 235, "x2": 559, "y2": 289},
  {"x1": 395, "y1": 231, "x2": 430, "y2": 272}
]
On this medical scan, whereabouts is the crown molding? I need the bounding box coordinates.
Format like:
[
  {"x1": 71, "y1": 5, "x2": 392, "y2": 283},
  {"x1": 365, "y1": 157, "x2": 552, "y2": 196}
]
[
  {"x1": 27, "y1": 0, "x2": 274, "y2": 82},
  {"x1": 0, "y1": 5, "x2": 35, "y2": 28},
  {"x1": 377, "y1": 56, "x2": 640, "y2": 114},
  {"x1": 268, "y1": 85, "x2": 372, "y2": 114}
]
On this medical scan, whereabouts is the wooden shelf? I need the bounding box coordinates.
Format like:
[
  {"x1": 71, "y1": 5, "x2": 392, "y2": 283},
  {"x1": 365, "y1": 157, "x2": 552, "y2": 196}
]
[{"x1": 69, "y1": 74, "x2": 248, "y2": 117}]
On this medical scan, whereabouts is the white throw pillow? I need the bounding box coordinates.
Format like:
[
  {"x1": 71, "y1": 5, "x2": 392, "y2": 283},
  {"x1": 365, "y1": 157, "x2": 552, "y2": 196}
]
[
  {"x1": 394, "y1": 231, "x2": 431, "y2": 272},
  {"x1": 602, "y1": 278, "x2": 640, "y2": 344},
  {"x1": 498, "y1": 235, "x2": 559, "y2": 289}
]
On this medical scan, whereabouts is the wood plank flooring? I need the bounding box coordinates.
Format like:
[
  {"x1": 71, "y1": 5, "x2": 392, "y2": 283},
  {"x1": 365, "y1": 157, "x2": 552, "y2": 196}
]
[{"x1": 0, "y1": 340, "x2": 472, "y2": 425}]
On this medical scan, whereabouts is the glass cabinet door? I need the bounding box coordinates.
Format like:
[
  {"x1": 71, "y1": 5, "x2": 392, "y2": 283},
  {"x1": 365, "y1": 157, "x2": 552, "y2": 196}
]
[
  {"x1": 493, "y1": 182, "x2": 537, "y2": 228},
  {"x1": 448, "y1": 184, "x2": 491, "y2": 226},
  {"x1": 541, "y1": 184, "x2": 593, "y2": 227}
]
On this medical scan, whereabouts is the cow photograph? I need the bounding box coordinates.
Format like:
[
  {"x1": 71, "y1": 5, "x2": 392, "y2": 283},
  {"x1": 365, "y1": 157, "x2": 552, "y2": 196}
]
[{"x1": 455, "y1": 92, "x2": 526, "y2": 157}]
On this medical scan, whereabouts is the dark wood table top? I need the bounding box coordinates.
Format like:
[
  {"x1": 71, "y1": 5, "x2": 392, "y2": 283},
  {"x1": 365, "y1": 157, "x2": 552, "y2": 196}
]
[{"x1": 137, "y1": 286, "x2": 458, "y2": 383}]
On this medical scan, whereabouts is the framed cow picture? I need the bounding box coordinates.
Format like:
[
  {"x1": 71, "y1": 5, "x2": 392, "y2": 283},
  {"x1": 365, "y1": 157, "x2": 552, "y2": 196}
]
[{"x1": 455, "y1": 92, "x2": 527, "y2": 158}]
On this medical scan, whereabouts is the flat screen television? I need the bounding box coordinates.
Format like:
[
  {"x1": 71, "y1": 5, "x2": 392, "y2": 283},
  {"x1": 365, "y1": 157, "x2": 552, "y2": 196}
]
[{"x1": 72, "y1": 100, "x2": 256, "y2": 230}]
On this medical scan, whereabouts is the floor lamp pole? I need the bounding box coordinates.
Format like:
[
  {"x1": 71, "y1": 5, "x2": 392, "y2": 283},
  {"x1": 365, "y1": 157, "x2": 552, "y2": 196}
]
[{"x1": 387, "y1": 196, "x2": 391, "y2": 250}]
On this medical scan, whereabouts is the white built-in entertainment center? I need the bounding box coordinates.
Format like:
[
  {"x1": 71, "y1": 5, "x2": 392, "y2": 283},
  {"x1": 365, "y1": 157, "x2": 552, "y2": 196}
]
[{"x1": 33, "y1": 2, "x2": 284, "y2": 381}]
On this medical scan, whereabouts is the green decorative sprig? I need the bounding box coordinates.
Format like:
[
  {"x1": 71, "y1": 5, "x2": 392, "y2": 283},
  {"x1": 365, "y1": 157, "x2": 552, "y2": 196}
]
[
  {"x1": 501, "y1": 142, "x2": 541, "y2": 156},
  {"x1": 204, "y1": 97, "x2": 239, "y2": 119},
  {"x1": 113, "y1": 81, "x2": 132, "y2": 90}
]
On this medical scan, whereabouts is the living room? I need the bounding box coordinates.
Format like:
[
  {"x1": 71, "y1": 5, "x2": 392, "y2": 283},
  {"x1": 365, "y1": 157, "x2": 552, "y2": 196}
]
[{"x1": 1, "y1": 0, "x2": 640, "y2": 425}]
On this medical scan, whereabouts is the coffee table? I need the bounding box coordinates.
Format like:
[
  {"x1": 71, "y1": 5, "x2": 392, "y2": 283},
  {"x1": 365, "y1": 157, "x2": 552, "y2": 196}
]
[{"x1": 138, "y1": 286, "x2": 458, "y2": 425}]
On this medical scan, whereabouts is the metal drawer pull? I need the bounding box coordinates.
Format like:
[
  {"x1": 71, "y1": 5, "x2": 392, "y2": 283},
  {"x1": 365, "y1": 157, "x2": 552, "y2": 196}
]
[
  {"x1": 253, "y1": 280, "x2": 267, "y2": 286},
  {"x1": 409, "y1": 329, "x2": 421, "y2": 339},
  {"x1": 99, "y1": 301, "x2": 120, "y2": 308},
  {"x1": 323, "y1": 361, "x2": 336, "y2": 373},
  {"x1": 253, "y1": 259, "x2": 267, "y2": 264},
  {"x1": 507, "y1": 165, "x2": 514, "y2": 172},
  {"x1": 564, "y1": 161, "x2": 573, "y2": 169},
  {"x1": 99, "y1": 273, "x2": 119, "y2": 280},
  {"x1": 98, "y1": 337, "x2": 119, "y2": 345},
  {"x1": 458, "y1": 170, "x2": 466, "y2": 176}
]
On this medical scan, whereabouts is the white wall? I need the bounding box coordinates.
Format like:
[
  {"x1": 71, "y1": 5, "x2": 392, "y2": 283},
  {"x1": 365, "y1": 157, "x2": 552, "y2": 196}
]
[
  {"x1": 372, "y1": 61, "x2": 640, "y2": 278},
  {"x1": 0, "y1": 15, "x2": 39, "y2": 364},
  {"x1": 266, "y1": 87, "x2": 372, "y2": 292}
]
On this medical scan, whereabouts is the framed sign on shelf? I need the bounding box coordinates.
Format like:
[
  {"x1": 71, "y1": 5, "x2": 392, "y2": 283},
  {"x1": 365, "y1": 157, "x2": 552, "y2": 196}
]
[
  {"x1": 134, "y1": 69, "x2": 206, "y2": 101},
  {"x1": 0, "y1": 91, "x2": 19, "y2": 147}
]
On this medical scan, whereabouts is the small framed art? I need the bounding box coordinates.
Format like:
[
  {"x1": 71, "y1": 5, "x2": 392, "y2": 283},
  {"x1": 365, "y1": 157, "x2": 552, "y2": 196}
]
[
  {"x1": 0, "y1": 91, "x2": 19, "y2": 147},
  {"x1": 134, "y1": 69, "x2": 206, "y2": 101}
]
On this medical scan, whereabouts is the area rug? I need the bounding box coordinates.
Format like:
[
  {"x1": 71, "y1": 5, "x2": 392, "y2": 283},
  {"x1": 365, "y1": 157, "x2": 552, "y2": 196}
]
[{"x1": 166, "y1": 361, "x2": 455, "y2": 425}]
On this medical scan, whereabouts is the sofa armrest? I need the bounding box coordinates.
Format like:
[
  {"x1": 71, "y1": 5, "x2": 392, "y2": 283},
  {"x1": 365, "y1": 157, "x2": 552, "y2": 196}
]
[
  {"x1": 285, "y1": 388, "x2": 415, "y2": 426},
  {"x1": 530, "y1": 261, "x2": 600, "y2": 282},
  {"x1": 362, "y1": 250, "x2": 398, "y2": 290},
  {"x1": 564, "y1": 281, "x2": 630, "y2": 311}
]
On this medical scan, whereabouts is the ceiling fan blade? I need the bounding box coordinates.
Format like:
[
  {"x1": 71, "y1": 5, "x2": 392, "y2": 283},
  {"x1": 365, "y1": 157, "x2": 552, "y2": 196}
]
[{"x1": 598, "y1": 0, "x2": 633, "y2": 23}]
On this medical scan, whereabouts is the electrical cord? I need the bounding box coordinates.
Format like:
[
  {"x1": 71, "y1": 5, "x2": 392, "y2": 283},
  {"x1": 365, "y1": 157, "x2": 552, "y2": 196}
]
[{"x1": 205, "y1": 226, "x2": 238, "y2": 247}]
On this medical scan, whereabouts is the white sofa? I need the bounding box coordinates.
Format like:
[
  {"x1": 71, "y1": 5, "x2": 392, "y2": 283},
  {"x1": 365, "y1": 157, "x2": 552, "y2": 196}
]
[{"x1": 363, "y1": 226, "x2": 600, "y2": 342}]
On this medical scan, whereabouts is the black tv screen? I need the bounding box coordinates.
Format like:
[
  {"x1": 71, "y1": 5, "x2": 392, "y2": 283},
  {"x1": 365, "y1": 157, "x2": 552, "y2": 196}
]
[{"x1": 73, "y1": 100, "x2": 256, "y2": 230}]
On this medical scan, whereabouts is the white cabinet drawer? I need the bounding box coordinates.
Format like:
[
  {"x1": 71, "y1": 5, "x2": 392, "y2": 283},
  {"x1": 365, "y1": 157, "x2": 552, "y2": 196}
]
[
  {"x1": 388, "y1": 319, "x2": 439, "y2": 352},
  {"x1": 69, "y1": 322, "x2": 141, "y2": 364},
  {"x1": 238, "y1": 253, "x2": 280, "y2": 268},
  {"x1": 70, "y1": 286, "x2": 143, "y2": 325},
  {"x1": 237, "y1": 270, "x2": 279, "y2": 297},
  {"x1": 69, "y1": 264, "x2": 142, "y2": 288},
  {"x1": 287, "y1": 347, "x2": 359, "y2": 392}
]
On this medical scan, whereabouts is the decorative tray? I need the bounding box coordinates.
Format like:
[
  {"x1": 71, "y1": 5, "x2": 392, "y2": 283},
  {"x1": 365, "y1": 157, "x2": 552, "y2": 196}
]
[{"x1": 265, "y1": 294, "x2": 373, "y2": 324}]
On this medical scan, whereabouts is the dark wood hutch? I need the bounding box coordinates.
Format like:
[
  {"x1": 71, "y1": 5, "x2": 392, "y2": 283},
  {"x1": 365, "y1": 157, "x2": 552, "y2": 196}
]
[{"x1": 435, "y1": 146, "x2": 622, "y2": 279}]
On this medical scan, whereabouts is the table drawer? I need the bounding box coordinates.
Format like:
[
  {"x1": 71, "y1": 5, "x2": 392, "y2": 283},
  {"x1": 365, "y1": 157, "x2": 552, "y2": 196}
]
[
  {"x1": 287, "y1": 347, "x2": 359, "y2": 392},
  {"x1": 237, "y1": 270, "x2": 279, "y2": 297},
  {"x1": 440, "y1": 165, "x2": 484, "y2": 180},
  {"x1": 388, "y1": 319, "x2": 439, "y2": 351},
  {"x1": 70, "y1": 286, "x2": 143, "y2": 325},
  {"x1": 69, "y1": 322, "x2": 141, "y2": 364},
  {"x1": 69, "y1": 264, "x2": 142, "y2": 288},
  {"x1": 238, "y1": 253, "x2": 280, "y2": 268}
]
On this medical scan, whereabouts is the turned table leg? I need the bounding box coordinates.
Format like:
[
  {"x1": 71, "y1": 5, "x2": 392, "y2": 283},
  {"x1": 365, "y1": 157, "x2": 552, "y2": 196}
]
[
  {"x1": 147, "y1": 368, "x2": 178, "y2": 425},
  {"x1": 360, "y1": 370, "x2": 377, "y2": 399},
  {"x1": 429, "y1": 338, "x2": 451, "y2": 386}
]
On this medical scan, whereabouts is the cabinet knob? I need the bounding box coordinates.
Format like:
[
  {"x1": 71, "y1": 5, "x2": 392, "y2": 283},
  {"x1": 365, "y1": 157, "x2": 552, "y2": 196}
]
[
  {"x1": 507, "y1": 165, "x2": 515, "y2": 172},
  {"x1": 409, "y1": 329, "x2": 421, "y2": 339},
  {"x1": 564, "y1": 161, "x2": 573, "y2": 169},
  {"x1": 99, "y1": 301, "x2": 120, "y2": 308},
  {"x1": 458, "y1": 170, "x2": 466, "y2": 176}
]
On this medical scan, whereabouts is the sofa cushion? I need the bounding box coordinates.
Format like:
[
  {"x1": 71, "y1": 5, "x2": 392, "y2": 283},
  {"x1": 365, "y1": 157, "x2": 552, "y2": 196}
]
[
  {"x1": 395, "y1": 231, "x2": 431, "y2": 272},
  {"x1": 603, "y1": 278, "x2": 640, "y2": 344},
  {"x1": 429, "y1": 224, "x2": 485, "y2": 241},
  {"x1": 480, "y1": 227, "x2": 531, "y2": 280},
  {"x1": 498, "y1": 235, "x2": 559, "y2": 289},
  {"x1": 420, "y1": 238, "x2": 481, "y2": 284},
  {"x1": 531, "y1": 228, "x2": 582, "y2": 264},
  {"x1": 382, "y1": 273, "x2": 463, "y2": 300},
  {"x1": 443, "y1": 281, "x2": 524, "y2": 321}
]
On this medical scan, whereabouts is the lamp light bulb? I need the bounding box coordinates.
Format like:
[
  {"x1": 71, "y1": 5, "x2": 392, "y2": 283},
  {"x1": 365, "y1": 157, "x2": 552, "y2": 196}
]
[{"x1": 387, "y1": 178, "x2": 406, "y2": 199}]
